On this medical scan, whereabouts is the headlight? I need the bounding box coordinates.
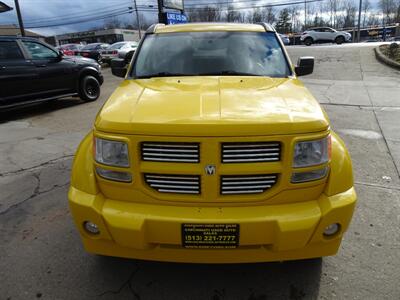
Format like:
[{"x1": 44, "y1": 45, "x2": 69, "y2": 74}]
[
  {"x1": 95, "y1": 138, "x2": 129, "y2": 167},
  {"x1": 293, "y1": 136, "x2": 330, "y2": 167}
]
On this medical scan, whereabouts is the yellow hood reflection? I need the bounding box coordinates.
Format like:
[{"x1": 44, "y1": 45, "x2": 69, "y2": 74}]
[{"x1": 95, "y1": 76, "x2": 329, "y2": 136}]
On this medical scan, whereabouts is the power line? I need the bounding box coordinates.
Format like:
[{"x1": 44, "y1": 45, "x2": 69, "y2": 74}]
[
  {"x1": 24, "y1": 9, "x2": 136, "y2": 28},
  {"x1": 185, "y1": 0, "x2": 325, "y2": 11},
  {"x1": 26, "y1": 3, "x2": 132, "y2": 23}
]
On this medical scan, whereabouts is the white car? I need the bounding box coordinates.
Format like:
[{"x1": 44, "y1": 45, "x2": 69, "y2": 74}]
[
  {"x1": 101, "y1": 41, "x2": 138, "y2": 64},
  {"x1": 300, "y1": 27, "x2": 352, "y2": 46}
]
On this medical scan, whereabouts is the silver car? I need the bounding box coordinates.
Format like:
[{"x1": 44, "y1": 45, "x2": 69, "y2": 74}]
[{"x1": 101, "y1": 41, "x2": 138, "y2": 64}]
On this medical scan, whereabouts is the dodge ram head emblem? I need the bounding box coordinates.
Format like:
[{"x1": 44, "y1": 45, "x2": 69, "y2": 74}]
[{"x1": 205, "y1": 165, "x2": 216, "y2": 175}]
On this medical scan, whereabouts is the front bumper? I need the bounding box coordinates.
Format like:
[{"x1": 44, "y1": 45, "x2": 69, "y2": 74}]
[{"x1": 68, "y1": 186, "x2": 356, "y2": 263}]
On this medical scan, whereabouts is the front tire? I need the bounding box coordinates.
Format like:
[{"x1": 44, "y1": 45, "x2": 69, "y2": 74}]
[
  {"x1": 304, "y1": 37, "x2": 313, "y2": 46},
  {"x1": 79, "y1": 75, "x2": 100, "y2": 102},
  {"x1": 335, "y1": 36, "x2": 345, "y2": 44}
]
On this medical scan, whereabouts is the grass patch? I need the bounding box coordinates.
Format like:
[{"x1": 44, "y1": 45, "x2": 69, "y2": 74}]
[{"x1": 379, "y1": 44, "x2": 400, "y2": 63}]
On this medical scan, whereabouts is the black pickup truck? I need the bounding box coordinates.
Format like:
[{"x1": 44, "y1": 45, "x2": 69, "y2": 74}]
[{"x1": 0, "y1": 36, "x2": 103, "y2": 111}]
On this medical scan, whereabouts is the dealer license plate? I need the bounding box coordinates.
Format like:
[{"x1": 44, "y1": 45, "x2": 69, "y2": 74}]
[{"x1": 182, "y1": 224, "x2": 239, "y2": 249}]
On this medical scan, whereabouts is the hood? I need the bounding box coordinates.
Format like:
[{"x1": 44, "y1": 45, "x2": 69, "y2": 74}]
[
  {"x1": 63, "y1": 55, "x2": 98, "y2": 65},
  {"x1": 95, "y1": 76, "x2": 329, "y2": 136}
]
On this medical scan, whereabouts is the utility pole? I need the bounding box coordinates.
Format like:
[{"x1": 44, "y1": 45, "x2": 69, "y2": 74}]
[
  {"x1": 14, "y1": 0, "x2": 25, "y2": 36},
  {"x1": 357, "y1": 0, "x2": 362, "y2": 42},
  {"x1": 133, "y1": 0, "x2": 141, "y2": 38},
  {"x1": 157, "y1": 0, "x2": 165, "y2": 23},
  {"x1": 304, "y1": 0, "x2": 307, "y2": 29}
]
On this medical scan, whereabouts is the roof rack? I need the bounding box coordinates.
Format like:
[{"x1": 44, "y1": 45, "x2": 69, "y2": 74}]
[
  {"x1": 256, "y1": 23, "x2": 275, "y2": 32},
  {"x1": 146, "y1": 23, "x2": 165, "y2": 34}
]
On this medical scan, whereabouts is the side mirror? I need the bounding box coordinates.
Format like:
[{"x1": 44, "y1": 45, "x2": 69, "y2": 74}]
[
  {"x1": 295, "y1": 57, "x2": 314, "y2": 76},
  {"x1": 111, "y1": 58, "x2": 127, "y2": 78},
  {"x1": 57, "y1": 50, "x2": 63, "y2": 61}
]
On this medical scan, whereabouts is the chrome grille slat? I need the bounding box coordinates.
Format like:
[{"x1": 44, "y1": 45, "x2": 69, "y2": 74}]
[
  {"x1": 223, "y1": 157, "x2": 279, "y2": 163},
  {"x1": 144, "y1": 152, "x2": 198, "y2": 158},
  {"x1": 223, "y1": 148, "x2": 280, "y2": 153},
  {"x1": 142, "y1": 143, "x2": 198, "y2": 148},
  {"x1": 142, "y1": 142, "x2": 200, "y2": 163},
  {"x1": 222, "y1": 143, "x2": 280, "y2": 148},
  {"x1": 144, "y1": 173, "x2": 200, "y2": 195},
  {"x1": 147, "y1": 179, "x2": 199, "y2": 185},
  {"x1": 222, "y1": 142, "x2": 281, "y2": 163},
  {"x1": 222, "y1": 180, "x2": 276, "y2": 185},
  {"x1": 221, "y1": 174, "x2": 278, "y2": 195},
  {"x1": 223, "y1": 153, "x2": 279, "y2": 158},
  {"x1": 142, "y1": 148, "x2": 198, "y2": 153}
]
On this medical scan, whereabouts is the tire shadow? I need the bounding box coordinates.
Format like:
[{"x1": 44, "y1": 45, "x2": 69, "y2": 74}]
[{"x1": 0, "y1": 97, "x2": 83, "y2": 123}]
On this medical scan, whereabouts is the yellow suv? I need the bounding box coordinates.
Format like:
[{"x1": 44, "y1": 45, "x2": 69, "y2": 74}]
[{"x1": 68, "y1": 23, "x2": 357, "y2": 263}]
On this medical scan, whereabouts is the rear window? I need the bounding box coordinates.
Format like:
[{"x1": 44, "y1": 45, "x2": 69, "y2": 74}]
[
  {"x1": 108, "y1": 42, "x2": 126, "y2": 50},
  {"x1": 132, "y1": 31, "x2": 290, "y2": 78},
  {"x1": 0, "y1": 41, "x2": 24, "y2": 60},
  {"x1": 82, "y1": 44, "x2": 99, "y2": 50}
]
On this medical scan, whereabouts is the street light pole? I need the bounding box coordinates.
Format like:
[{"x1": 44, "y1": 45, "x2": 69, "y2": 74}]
[
  {"x1": 357, "y1": 0, "x2": 362, "y2": 42},
  {"x1": 304, "y1": 0, "x2": 307, "y2": 29},
  {"x1": 14, "y1": 0, "x2": 25, "y2": 36},
  {"x1": 133, "y1": 0, "x2": 141, "y2": 38},
  {"x1": 157, "y1": 0, "x2": 165, "y2": 23}
]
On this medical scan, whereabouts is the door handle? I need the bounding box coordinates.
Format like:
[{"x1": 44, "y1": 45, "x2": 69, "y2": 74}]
[{"x1": 36, "y1": 64, "x2": 47, "y2": 67}]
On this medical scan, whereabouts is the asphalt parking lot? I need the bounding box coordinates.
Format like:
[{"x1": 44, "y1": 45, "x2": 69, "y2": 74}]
[{"x1": 1, "y1": 43, "x2": 399, "y2": 299}]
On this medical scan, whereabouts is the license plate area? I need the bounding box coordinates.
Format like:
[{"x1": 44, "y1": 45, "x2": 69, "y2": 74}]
[{"x1": 182, "y1": 224, "x2": 239, "y2": 249}]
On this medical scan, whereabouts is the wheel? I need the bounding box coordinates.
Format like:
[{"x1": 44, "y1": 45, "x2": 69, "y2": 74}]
[
  {"x1": 304, "y1": 37, "x2": 313, "y2": 46},
  {"x1": 335, "y1": 36, "x2": 345, "y2": 44},
  {"x1": 79, "y1": 75, "x2": 100, "y2": 102}
]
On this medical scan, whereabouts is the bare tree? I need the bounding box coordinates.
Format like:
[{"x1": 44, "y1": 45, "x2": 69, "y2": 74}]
[
  {"x1": 326, "y1": 0, "x2": 342, "y2": 28},
  {"x1": 263, "y1": 7, "x2": 276, "y2": 24},
  {"x1": 188, "y1": 6, "x2": 222, "y2": 22},
  {"x1": 341, "y1": 0, "x2": 357, "y2": 28},
  {"x1": 362, "y1": 0, "x2": 371, "y2": 27},
  {"x1": 379, "y1": 0, "x2": 397, "y2": 24},
  {"x1": 251, "y1": 8, "x2": 263, "y2": 23},
  {"x1": 104, "y1": 17, "x2": 122, "y2": 29},
  {"x1": 226, "y1": 5, "x2": 241, "y2": 22}
]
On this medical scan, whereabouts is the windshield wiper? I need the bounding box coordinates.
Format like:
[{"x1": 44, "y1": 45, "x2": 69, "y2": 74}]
[
  {"x1": 136, "y1": 72, "x2": 188, "y2": 79},
  {"x1": 198, "y1": 70, "x2": 262, "y2": 76}
]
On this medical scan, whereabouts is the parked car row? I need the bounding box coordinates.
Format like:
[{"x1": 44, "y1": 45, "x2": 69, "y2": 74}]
[
  {"x1": 100, "y1": 41, "x2": 138, "y2": 64},
  {"x1": 56, "y1": 41, "x2": 138, "y2": 64},
  {"x1": 0, "y1": 36, "x2": 103, "y2": 111}
]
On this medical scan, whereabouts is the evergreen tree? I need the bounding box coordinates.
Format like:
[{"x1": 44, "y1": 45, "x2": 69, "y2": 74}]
[{"x1": 275, "y1": 9, "x2": 291, "y2": 33}]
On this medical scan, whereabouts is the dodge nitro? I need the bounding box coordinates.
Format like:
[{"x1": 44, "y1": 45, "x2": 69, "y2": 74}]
[{"x1": 68, "y1": 23, "x2": 357, "y2": 263}]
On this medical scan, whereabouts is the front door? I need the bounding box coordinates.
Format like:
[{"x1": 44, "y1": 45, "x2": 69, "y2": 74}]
[
  {"x1": 21, "y1": 40, "x2": 76, "y2": 98},
  {"x1": 0, "y1": 40, "x2": 39, "y2": 107}
]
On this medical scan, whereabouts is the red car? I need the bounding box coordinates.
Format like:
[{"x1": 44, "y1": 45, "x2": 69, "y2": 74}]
[{"x1": 58, "y1": 44, "x2": 83, "y2": 56}]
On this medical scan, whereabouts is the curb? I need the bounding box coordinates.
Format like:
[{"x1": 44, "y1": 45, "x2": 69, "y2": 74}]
[{"x1": 374, "y1": 46, "x2": 400, "y2": 70}]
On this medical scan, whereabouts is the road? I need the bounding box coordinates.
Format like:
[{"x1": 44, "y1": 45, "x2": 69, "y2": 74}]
[{"x1": 1, "y1": 43, "x2": 399, "y2": 300}]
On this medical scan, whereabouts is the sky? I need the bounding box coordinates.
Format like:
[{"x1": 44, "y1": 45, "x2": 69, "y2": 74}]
[{"x1": 0, "y1": 0, "x2": 379, "y2": 36}]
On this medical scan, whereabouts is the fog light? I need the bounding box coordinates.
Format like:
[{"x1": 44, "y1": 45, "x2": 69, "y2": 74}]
[
  {"x1": 323, "y1": 223, "x2": 340, "y2": 237},
  {"x1": 83, "y1": 221, "x2": 100, "y2": 235},
  {"x1": 291, "y1": 167, "x2": 328, "y2": 183},
  {"x1": 96, "y1": 167, "x2": 132, "y2": 182}
]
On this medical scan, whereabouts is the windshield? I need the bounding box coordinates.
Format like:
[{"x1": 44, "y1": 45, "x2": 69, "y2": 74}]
[{"x1": 132, "y1": 31, "x2": 290, "y2": 78}]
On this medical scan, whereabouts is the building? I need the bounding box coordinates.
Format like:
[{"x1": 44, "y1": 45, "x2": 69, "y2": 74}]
[
  {"x1": 53, "y1": 28, "x2": 140, "y2": 46},
  {"x1": 0, "y1": 25, "x2": 45, "y2": 41}
]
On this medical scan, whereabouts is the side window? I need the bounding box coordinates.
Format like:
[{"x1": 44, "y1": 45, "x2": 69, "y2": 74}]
[
  {"x1": 22, "y1": 41, "x2": 58, "y2": 59},
  {"x1": 0, "y1": 41, "x2": 24, "y2": 60}
]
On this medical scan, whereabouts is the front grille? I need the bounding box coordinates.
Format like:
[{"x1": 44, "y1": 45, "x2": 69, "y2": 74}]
[
  {"x1": 220, "y1": 174, "x2": 278, "y2": 195},
  {"x1": 144, "y1": 174, "x2": 201, "y2": 194},
  {"x1": 141, "y1": 142, "x2": 200, "y2": 163},
  {"x1": 221, "y1": 142, "x2": 281, "y2": 163}
]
